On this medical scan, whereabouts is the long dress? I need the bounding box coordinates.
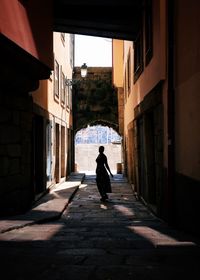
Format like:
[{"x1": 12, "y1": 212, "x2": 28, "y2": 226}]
[{"x1": 96, "y1": 153, "x2": 112, "y2": 198}]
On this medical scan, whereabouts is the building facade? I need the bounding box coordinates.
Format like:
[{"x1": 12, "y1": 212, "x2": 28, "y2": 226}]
[
  {"x1": 113, "y1": 0, "x2": 200, "y2": 234},
  {"x1": 0, "y1": 0, "x2": 74, "y2": 213},
  {"x1": 32, "y1": 32, "x2": 74, "y2": 197},
  {"x1": 0, "y1": 0, "x2": 53, "y2": 215}
]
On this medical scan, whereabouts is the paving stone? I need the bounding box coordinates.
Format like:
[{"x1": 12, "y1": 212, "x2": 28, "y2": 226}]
[{"x1": 0, "y1": 174, "x2": 199, "y2": 279}]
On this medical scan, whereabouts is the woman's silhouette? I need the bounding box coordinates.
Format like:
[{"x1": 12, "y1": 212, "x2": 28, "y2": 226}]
[{"x1": 96, "y1": 146, "x2": 113, "y2": 201}]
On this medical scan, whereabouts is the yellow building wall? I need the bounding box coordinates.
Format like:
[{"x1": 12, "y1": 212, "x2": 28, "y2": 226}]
[
  {"x1": 48, "y1": 32, "x2": 73, "y2": 127},
  {"x1": 32, "y1": 32, "x2": 73, "y2": 128},
  {"x1": 112, "y1": 39, "x2": 124, "y2": 87},
  {"x1": 32, "y1": 32, "x2": 74, "y2": 185}
]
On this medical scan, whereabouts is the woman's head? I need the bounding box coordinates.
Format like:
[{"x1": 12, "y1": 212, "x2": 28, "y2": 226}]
[{"x1": 99, "y1": 146, "x2": 104, "y2": 153}]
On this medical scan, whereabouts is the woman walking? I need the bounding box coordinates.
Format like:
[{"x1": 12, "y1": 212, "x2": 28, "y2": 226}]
[{"x1": 95, "y1": 146, "x2": 113, "y2": 201}]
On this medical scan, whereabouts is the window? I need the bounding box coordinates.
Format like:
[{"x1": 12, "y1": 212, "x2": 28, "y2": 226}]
[
  {"x1": 145, "y1": 0, "x2": 153, "y2": 65},
  {"x1": 66, "y1": 83, "x2": 72, "y2": 109},
  {"x1": 68, "y1": 86, "x2": 72, "y2": 109},
  {"x1": 61, "y1": 72, "x2": 65, "y2": 105},
  {"x1": 133, "y1": 0, "x2": 153, "y2": 82},
  {"x1": 134, "y1": 30, "x2": 144, "y2": 83},
  {"x1": 46, "y1": 121, "x2": 52, "y2": 182},
  {"x1": 127, "y1": 51, "x2": 131, "y2": 94},
  {"x1": 70, "y1": 34, "x2": 74, "y2": 68},
  {"x1": 54, "y1": 60, "x2": 59, "y2": 100},
  {"x1": 124, "y1": 68, "x2": 127, "y2": 103},
  {"x1": 66, "y1": 85, "x2": 69, "y2": 108}
]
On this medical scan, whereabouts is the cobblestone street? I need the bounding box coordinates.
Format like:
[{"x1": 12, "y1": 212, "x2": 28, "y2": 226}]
[{"x1": 0, "y1": 175, "x2": 199, "y2": 280}]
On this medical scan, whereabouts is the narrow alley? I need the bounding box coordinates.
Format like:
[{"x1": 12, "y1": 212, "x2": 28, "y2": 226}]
[{"x1": 0, "y1": 175, "x2": 199, "y2": 280}]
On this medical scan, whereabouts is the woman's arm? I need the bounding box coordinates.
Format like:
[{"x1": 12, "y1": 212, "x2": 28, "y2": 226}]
[{"x1": 104, "y1": 156, "x2": 113, "y2": 177}]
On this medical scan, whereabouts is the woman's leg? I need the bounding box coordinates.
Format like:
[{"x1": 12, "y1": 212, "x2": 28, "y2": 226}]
[{"x1": 96, "y1": 177, "x2": 108, "y2": 201}]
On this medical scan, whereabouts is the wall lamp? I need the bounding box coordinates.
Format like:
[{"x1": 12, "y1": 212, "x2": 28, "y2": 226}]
[{"x1": 65, "y1": 63, "x2": 88, "y2": 86}]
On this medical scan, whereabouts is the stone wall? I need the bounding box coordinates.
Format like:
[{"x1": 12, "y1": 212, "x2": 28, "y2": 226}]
[
  {"x1": 73, "y1": 67, "x2": 118, "y2": 132},
  {"x1": 75, "y1": 143, "x2": 122, "y2": 174},
  {"x1": 0, "y1": 94, "x2": 33, "y2": 215}
]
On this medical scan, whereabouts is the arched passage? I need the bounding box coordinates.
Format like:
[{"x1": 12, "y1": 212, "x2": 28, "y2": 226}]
[{"x1": 75, "y1": 125, "x2": 122, "y2": 174}]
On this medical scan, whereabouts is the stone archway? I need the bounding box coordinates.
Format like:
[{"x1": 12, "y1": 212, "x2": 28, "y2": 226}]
[{"x1": 72, "y1": 67, "x2": 118, "y2": 133}]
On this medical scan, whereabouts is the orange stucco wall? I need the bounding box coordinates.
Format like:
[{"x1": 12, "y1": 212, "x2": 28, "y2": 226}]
[
  {"x1": 134, "y1": 0, "x2": 166, "y2": 100},
  {"x1": 0, "y1": 0, "x2": 53, "y2": 69},
  {"x1": 112, "y1": 39, "x2": 124, "y2": 87},
  {"x1": 32, "y1": 79, "x2": 49, "y2": 110},
  {"x1": 174, "y1": 0, "x2": 200, "y2": 181},
  {"x1": 122, "y1": 0, "x2": 168, "y2": 160},
  {"x1": 123, "y1": 40, "x2": 134, "y2": 133}
]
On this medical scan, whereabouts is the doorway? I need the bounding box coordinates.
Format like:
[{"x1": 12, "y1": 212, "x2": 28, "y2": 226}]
[
  {"x1": 32, "y1": 115, "x2": 45, "y2": 196},
  {"x1": 55, "y1": 123, "x2": 60, "y2": 183}
]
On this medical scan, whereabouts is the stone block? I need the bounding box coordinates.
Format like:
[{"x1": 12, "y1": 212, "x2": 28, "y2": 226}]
[
  {"x1": 9, "y1": 158, "x2": 20, "y2": 175},
  {"x1": 0, "y1": 125, "x2": 20, "y2": 144},
  {"x1": 0, "y1": 157, "x2": 9, "y2": 176},
  {"x1": 0, "y1": 108, "x2": 12, "y2": 123},
  {"x1": 12, "y1": 111, "x2": 20, "y2": 125},
  {"x1": 7, "y1": 144, "x2": 21, "y2": 157},
  {"x1": 0, "y1": 145, "x2": 7, "y2": 156}
]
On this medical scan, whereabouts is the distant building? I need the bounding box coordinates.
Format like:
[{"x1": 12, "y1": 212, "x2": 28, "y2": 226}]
[{"x1": 75, "y1": 125, "x2": 121, "y2": 144}]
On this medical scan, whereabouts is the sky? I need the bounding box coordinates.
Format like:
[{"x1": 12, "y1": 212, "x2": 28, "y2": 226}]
[{"x1": 74, "y1": 35, "x2": 112, "y2": 67}]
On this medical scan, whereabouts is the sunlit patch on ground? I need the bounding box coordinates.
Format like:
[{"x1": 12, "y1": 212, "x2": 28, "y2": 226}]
[
  {"x1": 79, "y1": 184, "x2": 88, "y2": 189},
  {"x1": 127, "y1": 226, "x2": 198, "y2": 247},
  {"x1": 100, "y1": 204, "x2": 108, "y2": 210}
]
